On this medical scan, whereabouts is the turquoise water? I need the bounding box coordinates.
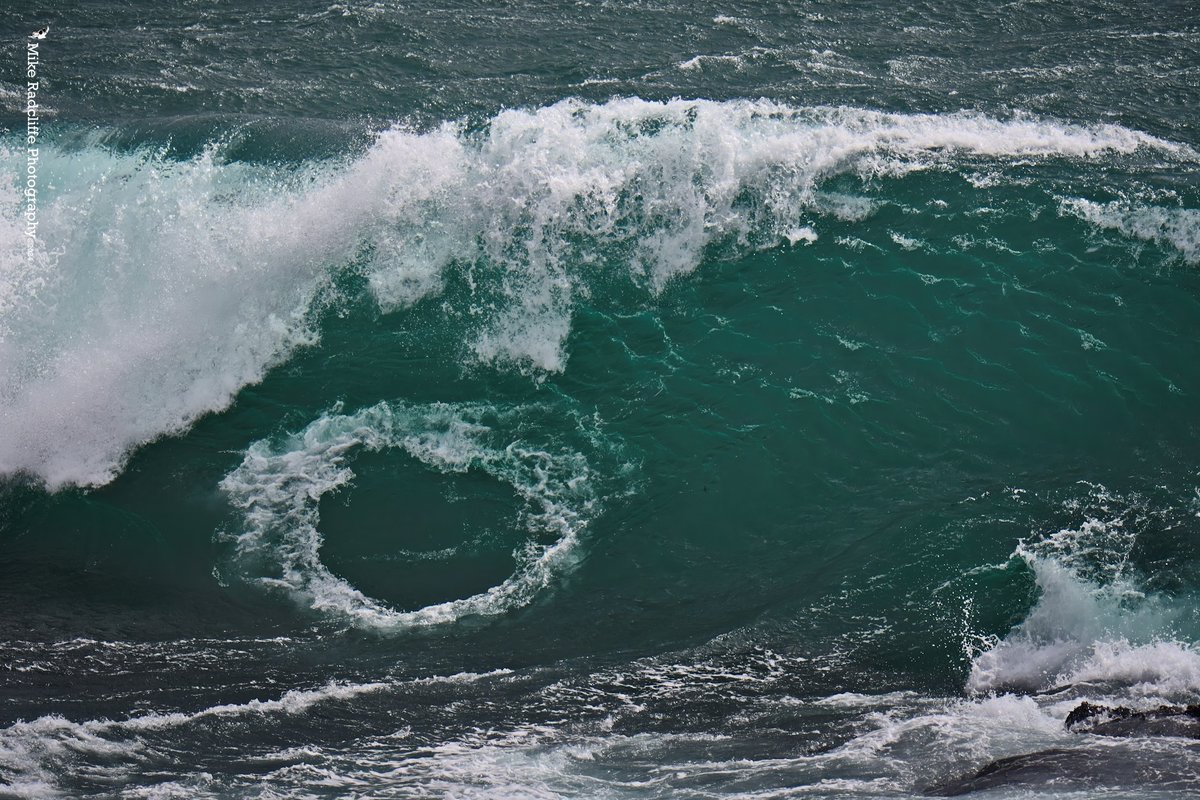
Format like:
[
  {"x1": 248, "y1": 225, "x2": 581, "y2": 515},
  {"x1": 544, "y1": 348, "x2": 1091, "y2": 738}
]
[{"x1": 2, "y1": 2, "x2": 1200, "y2": 797}]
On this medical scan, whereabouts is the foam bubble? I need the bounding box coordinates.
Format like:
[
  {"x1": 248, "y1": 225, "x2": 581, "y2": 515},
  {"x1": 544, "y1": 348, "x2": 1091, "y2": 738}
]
[
  {"x1": 813, "y1": 691, "x2": 917, "y2": 708},
  {"x1": 219, "y1": 401, "x2": 611, "y2": 628},
  {"x1": 889, "y1": 231, "x2": 925, "y2": 251},
  {"x1": 783, "y1": 226, "x2": 819, "y2": 246}
]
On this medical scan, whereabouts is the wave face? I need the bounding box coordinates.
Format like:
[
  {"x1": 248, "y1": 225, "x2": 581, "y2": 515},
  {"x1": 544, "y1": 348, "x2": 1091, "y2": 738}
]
[
  {"x1": 0, "y1": 99, "x2": 1191, "y2": 489},
  {"x1": 4, "y1": 2, "x2": 1200, "y2": 798}
]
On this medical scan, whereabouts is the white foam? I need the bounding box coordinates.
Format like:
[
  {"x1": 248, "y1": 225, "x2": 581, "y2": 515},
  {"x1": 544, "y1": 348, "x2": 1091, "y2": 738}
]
[
  {"x1": 784, "y1": 226, "x2": 818, "y2": 245},
  {"x1": 0, "y1": 146, "x2": 355, "y2": 489},
  {"x1": 1062, "y1": 198, "x2": 1200, "y2": 263},
  {"x1": 0, "y1": 714, "x2": 142, "y2": 799},
  {"x1": 342, "y1": 694, "x2": 1060, "y2": 800},
  {"x1": 0, "y1": 670, "x2": 511, "y2": 796},
  {"x1": 813, "y1": 691, "x2": 917, "y2": 708},
  {"x1": 968, "y1": 487, "x2": 1200, "y2": 700},
  {"x1": 834, "y1": 694, "x2": 1065, "y2": 765},
  {"x1": 889, "y1": 231, "x2": 925, "y2": 251},
  {"x1": 123, "y1": 680, "x2": 391, "y2": 732},
  {"x1": 219, "y1": 402, "x2": 605, "y2": 628},
  {"x1": 2, "y1": 101, "x2": 1186, "y2": 488},
  {"x1": 677, "y1": 54, "x2": 746, "y2": 71}
]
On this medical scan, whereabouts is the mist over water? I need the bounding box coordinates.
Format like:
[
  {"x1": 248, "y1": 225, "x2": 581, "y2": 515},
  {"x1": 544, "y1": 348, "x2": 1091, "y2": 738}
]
[{"x1": 2, "y1": 1, "x2": 1200, "y2": 797}]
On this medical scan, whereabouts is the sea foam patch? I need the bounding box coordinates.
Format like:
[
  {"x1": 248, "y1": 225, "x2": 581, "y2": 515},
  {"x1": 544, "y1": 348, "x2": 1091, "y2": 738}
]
[
  {"x1": 1062, "y1": 198, "x2": 1200, "y2": 263},
  {"x1": 219, "y1": 400, "x2": 621, "y2": 629},
  {"x1": 0, "y1": 670, "x2": 512, "y2": 796}
]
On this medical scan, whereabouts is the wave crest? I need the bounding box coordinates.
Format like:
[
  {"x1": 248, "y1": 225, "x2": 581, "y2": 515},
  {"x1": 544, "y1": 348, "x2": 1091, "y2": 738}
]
[{"x1": 1, "y1": 100, "x2": 1186, "y2": 489}]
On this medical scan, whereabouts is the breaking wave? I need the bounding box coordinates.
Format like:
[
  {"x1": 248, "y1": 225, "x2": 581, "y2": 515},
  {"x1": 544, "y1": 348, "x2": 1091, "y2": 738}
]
[
  {"x1": 0, "y1": 99, "x2": 1188, "y2": 489},
  {"x1": 967, "y1": 483, "x2": 1200, "y2": 701}
]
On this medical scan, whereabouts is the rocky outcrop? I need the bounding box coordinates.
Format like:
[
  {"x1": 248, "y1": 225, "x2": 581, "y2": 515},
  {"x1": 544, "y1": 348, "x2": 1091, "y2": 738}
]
[
  {"x1": 1064, "y1": 701, "x2": 1200, "y2": 738},
  {"x1": 926, "y1": 748, "x2": 1099, "y2": 796},
  {"x1": 926, "y1": 702, "x2": 1200, "y2": 795}
]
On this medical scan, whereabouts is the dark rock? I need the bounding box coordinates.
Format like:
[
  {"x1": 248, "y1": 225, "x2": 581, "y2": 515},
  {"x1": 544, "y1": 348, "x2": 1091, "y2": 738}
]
[
  {"x1": 1065, "y1": 702, "x2": 1200, "y2": 739},
  {"x1": 928, "y1": 703, "x2": 1200, "y2": 795},
  {"x1": 926, "y1": 748, "x2": 1105, "y2": 796},
  {"x1": 925, "y1": 744, "x2": 1200, "y2": 796},
  {"x1": 1064, "y1": 700, "x2": 1121, "y2": 729}
]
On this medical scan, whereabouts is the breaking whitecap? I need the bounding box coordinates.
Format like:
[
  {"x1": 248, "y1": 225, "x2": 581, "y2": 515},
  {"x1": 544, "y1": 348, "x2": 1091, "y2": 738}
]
[{"x1": 2, "y1": 99, "x2": 1191, "y2": 490}]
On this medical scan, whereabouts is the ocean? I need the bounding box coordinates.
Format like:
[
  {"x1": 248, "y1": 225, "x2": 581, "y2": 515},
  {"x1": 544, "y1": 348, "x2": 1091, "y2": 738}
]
[{"x1": 2, "y1": 1, "x2": 1199, "y2": 797}]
